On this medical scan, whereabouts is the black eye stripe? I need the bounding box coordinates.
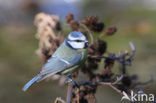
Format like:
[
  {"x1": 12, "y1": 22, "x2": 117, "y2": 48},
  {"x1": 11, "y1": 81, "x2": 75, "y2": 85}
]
[
  {"x1": 68, "y1": 39, "x2": 84, "y2": 42},
  {"x1": 75, "y1": 40, "x2": 83, "y2": 42}
]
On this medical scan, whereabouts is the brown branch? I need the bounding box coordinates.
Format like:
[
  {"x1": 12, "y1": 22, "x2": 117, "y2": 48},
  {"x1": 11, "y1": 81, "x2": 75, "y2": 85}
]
[
  {"x1": 66, "y1": 82, "x2": 73, "y2": 103},
  {"x1": 73, "y1": 76, "x2": 123, "y2": 97},
  {"x1": 99, "y1": 82, "x2": 123, "y2": 95},
  {"x1": 79, "y1": 23, "x2": 94, "y2": 45},
  {"x1": 99, "y1": 32, "x2": 106, "y2": 38},
  {"x1": 54, "y1": 97, "x2": 65, "y2": 103},
  {"x1": 99, "y1": 76, "x2": 123, "y2": 95}
]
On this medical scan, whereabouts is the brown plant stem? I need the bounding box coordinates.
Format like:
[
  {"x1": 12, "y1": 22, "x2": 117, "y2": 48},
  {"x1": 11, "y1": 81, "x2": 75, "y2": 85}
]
[
  {"x1": 54, "y1": 97, "x2": 65, "y2": 103},
  {"x1": 99, "y1": 32, "x2": 105, "y2": 38},
  {"x1": 66, "y1": 82, "x2": 73, "y2": 103},
  {"x1": 79, "y1": 23, "x2": 94, "y2": 45},
  {"x1": 74, "y1": 76, "x2": 124, "y2": 96},
  {"x1": 99, "y1": 82, "x2": 123, "y2": 96}
]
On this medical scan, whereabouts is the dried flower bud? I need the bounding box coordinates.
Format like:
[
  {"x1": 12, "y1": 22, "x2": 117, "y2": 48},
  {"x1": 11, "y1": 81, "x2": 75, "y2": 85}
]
[
  {"x1": 41, "y1": 48, "x2": 52, "y2": 63},
  {"x1": 93, "y1": 22, "x2": 104, "y2": 32},
  {"x1": 87, "y1": 57, "x2": 95, "y2": 63},
  {"x1": 88, "y1": 43, "x2": 98, "y2": 55},
  {"x1": 104, "y1": 58, "x2": 115, "y2": 69},
  {"x1": 105, "y1": 26, "x2": 117, "y2": 36},
  {"x1": 55, "y1": 22, "x2": 61, "y2": 31},
  {"x1": 88, "y1": 62, "x2": 98, "y2": 70},
  {"x1": 80, "y1": 65, "x2": 87, "y2": 73},
  {"x1": 79, "y1": 90, "x2": 85, "y2": 98},
  {"x1": 98, "y1": 69, "x2": 114, "y2": 79},
  {"x1": 122, "y1": 75, "x2": 132, "y2": 87},
  {"x1": 70, "y1": 20, "x2": 79, "y2": 31},
  {"x1": 52, "y1": 39, "x2": 60, "y2": 50},
  {"x1": 117, "y1": 84, "x2": 127, "y2": 92},
  {"x1": 97, "y1": 39, "x2": 107, "y2": 55},
  {"x1": 42, "y1": 48, "x2": 50, "y2": 56},
  {"x1": 79, "y1": 98, "x2": 88, "y2": 103},
  {"x1": 82, "y1": 16, "x2": 104, "y2": 32},
  {"x1": 66, "y1": 13, "x2": 74, "y2": 23},
  {"x1": 82, "y1": 16, "x2": 98, "y2": 25}
]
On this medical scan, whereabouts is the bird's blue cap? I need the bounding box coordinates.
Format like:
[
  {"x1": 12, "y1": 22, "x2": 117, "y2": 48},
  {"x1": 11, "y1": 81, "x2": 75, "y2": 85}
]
[
  {"x1": 68, "y1": 31, "x2": 86, "y2": 41},
  {"x1": 70, "y1": 31, "x2": 84, "y2": 37}
]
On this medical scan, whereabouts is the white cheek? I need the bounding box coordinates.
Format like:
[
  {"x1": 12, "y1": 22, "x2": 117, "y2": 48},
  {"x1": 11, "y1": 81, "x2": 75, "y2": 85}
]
[{"x1": 68, "y1": 41, "x2": 85, "y2": 49}]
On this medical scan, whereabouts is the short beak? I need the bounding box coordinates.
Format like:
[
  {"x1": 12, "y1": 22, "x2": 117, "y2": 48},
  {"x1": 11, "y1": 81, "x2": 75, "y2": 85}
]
[
  {"x1": 85, "y1": 40, "x2": 89, "y2": 43},
  {"x1": 85, "y1": 40, "x2": 89, "y2": 48}
]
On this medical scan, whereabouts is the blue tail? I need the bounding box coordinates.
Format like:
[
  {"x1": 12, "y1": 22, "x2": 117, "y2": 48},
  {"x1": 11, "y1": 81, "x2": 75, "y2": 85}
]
[{"x1": 22, "y1": 76, "x2": 40, "y2": 91}]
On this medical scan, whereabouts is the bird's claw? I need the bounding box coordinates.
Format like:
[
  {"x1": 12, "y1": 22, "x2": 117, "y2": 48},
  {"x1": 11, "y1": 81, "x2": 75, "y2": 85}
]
[
  {"x1": 65, "y1": 79, "x2": 78, "y2": 87},
  {"x1": 65, "y1": 78, "x2": 72, "y2": 84}
]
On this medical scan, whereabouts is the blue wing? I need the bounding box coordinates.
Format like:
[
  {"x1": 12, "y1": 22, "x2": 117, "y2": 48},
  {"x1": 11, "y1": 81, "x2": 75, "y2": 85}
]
[
  {"x1": 22, "y1": 43, "x2": 82, "y2": 91},
  {"x1": 22, "y1": 55, "x2": 82, "y2": 91},
  {"x1": 37, "y1": 53, "x2": 82, "y2": 81}
]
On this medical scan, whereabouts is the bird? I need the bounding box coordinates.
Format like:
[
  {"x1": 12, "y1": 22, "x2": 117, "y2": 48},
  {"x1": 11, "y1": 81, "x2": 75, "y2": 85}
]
[{"x1": 22, "y1": 31, "x2": 88, "y2": 91}]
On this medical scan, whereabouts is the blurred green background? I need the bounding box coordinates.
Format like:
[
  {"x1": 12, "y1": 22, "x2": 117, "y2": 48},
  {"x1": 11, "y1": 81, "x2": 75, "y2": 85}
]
[{"x1": 0, "y1": 0, "x2": 156, "y2": 103}]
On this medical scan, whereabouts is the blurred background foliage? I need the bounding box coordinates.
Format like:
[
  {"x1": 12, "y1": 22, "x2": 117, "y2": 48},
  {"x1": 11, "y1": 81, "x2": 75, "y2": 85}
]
[{"x1": 0, "y1": 0, "x2": 156, "y2": 103}]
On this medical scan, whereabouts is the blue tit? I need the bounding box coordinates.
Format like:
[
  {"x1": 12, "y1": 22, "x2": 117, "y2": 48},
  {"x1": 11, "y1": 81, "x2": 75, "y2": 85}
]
[{"x1": 22, "y1": 31, "x2": 88, "y2": 91}]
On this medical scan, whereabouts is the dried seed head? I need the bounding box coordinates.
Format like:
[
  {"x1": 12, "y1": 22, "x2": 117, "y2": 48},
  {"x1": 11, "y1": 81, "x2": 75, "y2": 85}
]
[
  {"x1": 98, "y1": 69, "x2": 114, "y2": 79},
  {"x1": 104, "y1": 58, "x2": 115, "y2": 69},
  {"x1": 88, "y1": 62, "x2": 98, "y2": 70},
  {"x1": 87, "y1": 57, "x2": 95, "y2": 63},
  {"x1": 80, "y1": 65, "x2": 88, "y2": 73},
  {"x1": 97, "y1": 39, "x2": 107, "y2": 55},
  {"x1": 79, "y1": 90, "x2": 85, "y2": 98},
  {"x1": 51, "y1": 39, "x2": 60, "y2": 50},
  {"x1": 41, "y1": 48, "x2": 52, "y2": 63},
  {"x1": 86, "y1": 85, "x2": 97, "y2": 94},
  {"x1": 66, "y1": 13, "x2": 74, "y2": 23},
  {"x1": 82, "y1": 16, "x2": 98, "y2": 25},
  {"x1": 122, "y1": 75, "x2": 132, "y2": 87},
  {"x1": 117, "y1": 84, "x2": 128, "y2": 92},
  {"x1": 94, "y1": 22, "x2": 104, "y2": 32},
  {"x1": 82, "y1": 16, "x2": 104, "y2": 32},
  {"x1": 55, "y1": 22, "x2": 61, "y2": 31},
  {"x1": 105, "y1": 26, "x2": 117, "y2": 36},
  {"x1": 88, "y1": 43, "x2": 98, "y2": 55},
  {"x1": 70, "y1": 20, "x2": 79, "y2": 31},
  {"x1": 79, "y1": 98, "x2": 88, "y2": 103}
]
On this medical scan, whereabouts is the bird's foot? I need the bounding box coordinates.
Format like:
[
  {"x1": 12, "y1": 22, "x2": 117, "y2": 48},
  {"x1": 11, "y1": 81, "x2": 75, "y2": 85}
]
[
  {"x1": 63, "y1": 74, "x2": 79, "y2": 87},
  {"x1": 65, "y1": 78, "x2": 78, "y2": 87}
]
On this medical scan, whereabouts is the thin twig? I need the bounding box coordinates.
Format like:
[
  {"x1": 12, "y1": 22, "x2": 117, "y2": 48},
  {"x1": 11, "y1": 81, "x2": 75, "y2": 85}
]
[
  {"x1": 112, "y1": 75, "x2": 123, "y2": 85},
  {"x1": 54, "y1": 97, "x2": 65, "y2": 103},
  {"x1": 99, "y1": 32, "x2": 106, "y2": 38},
  {"x1": 79, "y1": 23, "x2": 94, "y2": 45},
  {"x1": 73, "y1": 76, "x2": 123, "y2": 96},
  {"x1": 66, "y1": 82, "x2": 73, "y2": 103},
  {"x1": 99, "y1": 82, "x2": 123, "y2": 95},
  {"x1": 99, "y1": 76, "x2": 123, "y2": 95}
]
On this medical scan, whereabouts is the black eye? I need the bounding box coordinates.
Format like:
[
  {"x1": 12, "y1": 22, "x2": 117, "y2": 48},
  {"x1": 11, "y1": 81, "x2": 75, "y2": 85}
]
[{"x1": 75, "y1": 40, "x2": 82, "y2": 42}]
